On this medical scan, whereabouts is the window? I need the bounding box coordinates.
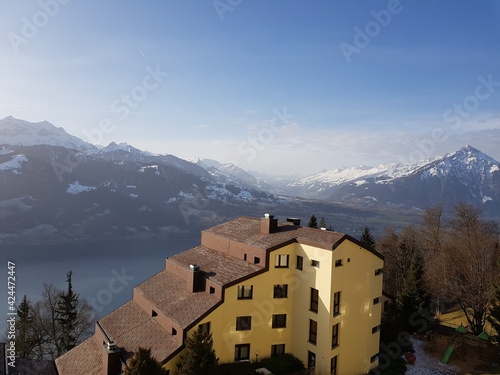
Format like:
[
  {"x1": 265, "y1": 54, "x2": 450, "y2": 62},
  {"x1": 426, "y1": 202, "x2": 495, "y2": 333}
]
[
  {"x1": 234, "y1": 344, "x2": 250, "y2": 361},
  {"x1": 237, "y1": 285, "x2": 253, "y2": 300},
  {"x1": 335, "y1": 259, "x2": 343, "y2": 267},
  {"x1": 309, "y1": 319, "x2": 317, "y2": 345},
  {"x1": 372, "y1": 325, "x2": 380, "y2": 334},
  {"x1": 331, "y1": 355, "x2": 338, "y2": 375},
  {"x1": 331, "y1": 323, "x2": 339, "y2": 348},
  {"x1": 310, "y1": 288, "x2": 319, "y2": 313},
  {"x1": 308, "y1": 351, "x2": 316, "y2": 370},
  {"x1": 254, "y1": 256, "x2": 260, "y2": 264},
  {"x1": 271, "y1": 344, "x2": 285, "y2": 357},
  {"x1": 172, "y1": 328, "x2": 177, "y2": 336},
  {"x1": 296, "y1": 255, "x2": 303, "y2": 270},
  {"x1": 373, "y1": 297, "x2": 380, "y2": 305},
  {"x1": 198, "y1": 322, "x2": 210, "y2": 336},
  {"x1": 333, "y1": 291, "x2": 341, "y2": 316},
  {"x1": 209, "y1": 286, "x2": 215, "y2": 294},
  {"x1": 272, "y1": 314, "x2": 287, "y2": 328},
  {"x1": 152, "y1": 310, "x2": 158, "y2": 317},
  {"x1": 273, "y1": 284, "x2": 288, "y2": 298},
  {"x1": 311, "y1": 259, "x2": 320, "y2": 267},
  {"x1": 275, "y1": 254, "x2": 289, "y2": 268},
  {"x1": 236, "y1": 316, "x2": 252, "y2": 331},
  {"x1": 375, "y1": 268, "x2": 383, "y2": 276},
  {"x1": 243, "y1": 253, "x2": 247, "y2": 261}
]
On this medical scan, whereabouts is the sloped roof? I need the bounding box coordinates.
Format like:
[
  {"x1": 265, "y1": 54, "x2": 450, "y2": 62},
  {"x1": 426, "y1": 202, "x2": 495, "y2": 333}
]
[
  {"x1": 55, "y1": 337, "x2": 103, "y2": 375},
  {"x1": 169, "y1": 245, "x2": 263, "y2": 285},
  {"x1": 99, "y1": 300, "x2": 179, "y2": 361},
  {"x1": 204, "y1": 216, "x2": 374, "y2": 253},
  {"x1": 134, "y1": 267, "x2": 220, "y2": 329}
]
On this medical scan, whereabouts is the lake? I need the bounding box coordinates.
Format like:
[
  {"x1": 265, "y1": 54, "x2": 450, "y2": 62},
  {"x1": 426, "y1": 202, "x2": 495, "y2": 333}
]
[{"x1": 0, "y1": 236, "x2": 200, "y2": 335}]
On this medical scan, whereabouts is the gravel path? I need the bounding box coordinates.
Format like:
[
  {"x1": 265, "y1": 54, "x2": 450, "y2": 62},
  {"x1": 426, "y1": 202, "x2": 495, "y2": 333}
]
[{"x1": 405, "y1": 337, "x2": 460, "y2": 375}]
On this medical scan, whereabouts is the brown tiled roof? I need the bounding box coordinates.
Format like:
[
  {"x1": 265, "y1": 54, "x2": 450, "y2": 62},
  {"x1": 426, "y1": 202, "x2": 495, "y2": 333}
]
[
  {"x1": 135, "y1": 268, "x2": 220, "y2": 329},
  {"x1": 55, "y1": 337, "x2": 103, "y2": 375},
  {"x1": 99, "y1": 300, "x2": 180, "y2": 362},
  {"x1": 170, "y1": 245, "x2": 263, "y2": 285},
  {"x1": 205, "y1": 216, "x2": 346, "y2": 250}
]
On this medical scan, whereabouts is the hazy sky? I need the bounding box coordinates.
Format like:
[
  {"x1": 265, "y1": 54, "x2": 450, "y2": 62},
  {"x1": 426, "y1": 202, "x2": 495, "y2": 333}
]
[{"x1": 1, "y1": 1, "x2": 499, "y2": 174}]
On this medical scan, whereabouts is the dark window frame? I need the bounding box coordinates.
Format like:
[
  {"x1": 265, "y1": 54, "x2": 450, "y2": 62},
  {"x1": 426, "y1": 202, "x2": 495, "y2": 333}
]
[
  {"x1": 309, "y1": 319, "x2": 317, "y2": 345},
  {"x1": 332, "y1": 323, "x2": 339, "y2": 348},
  {"x1": 273, "y1": 284, "x2": 288, "y2": 298},
  {"x1": 310, "y1": 288, "x2": 319, "y2": 313},
  {"x1": 237, "y1": 285, "x2": 253, "y2": 300},
  {"x1": 272, "y1": 314, "x2": 287, "y2": 328},
  {"x1": 275, "y1": 254, "x2": 289, "y2": 268},
  {"x1": 271, "y1": 344, "x2": 285, "y2": 357},
  {"x1": 296, "y1": 255, "x2": 303, "y2": 270},
  {"x1": 236, "y1": 316, "x2": 252, "y2": 331},
  {"x1": 333, "y1": 291, "x2": 341, "y2": 316},
  {"x1": 198, "y1": 322, "x2": 211, "y2": 336},
  {"x1": 234, "y1": 343, "x2": 250, "y2": 362}
]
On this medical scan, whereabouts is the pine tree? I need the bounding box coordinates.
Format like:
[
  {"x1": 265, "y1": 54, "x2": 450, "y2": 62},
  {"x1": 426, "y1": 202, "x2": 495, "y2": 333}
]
[
  {"x1": 307, "y1": 215, "x2": 318, "y2": 229},
  {"x1": 16, "y1": 295, "x2": 36, "y2": 358},
  {"x1": 56, "y1": 271, "x2": 79, "y2": 355},
  {"x1": 488, "y1": 285, "x2": 500, "y2": 342},
  {"x1": 359, "y1": 226, "x2": 375, "y2": 248},
  {"x1": 124, "y1": 347, "x2": 165, "y2": 375},
  {"x1": 175, "y1": 330, "x2": 219, "y2": 375}
]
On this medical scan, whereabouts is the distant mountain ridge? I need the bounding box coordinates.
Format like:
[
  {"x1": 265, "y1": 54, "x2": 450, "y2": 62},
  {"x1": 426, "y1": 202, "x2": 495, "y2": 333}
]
[
  {"x1": 285, "y1": 145, "x2": 500, "y2": 214},
  {"x1": 0, "y1": 116, "x2": 499, "y2": 243},
  {"x1": 0, "y1": 116, "x2": 95, "y2": 151}
]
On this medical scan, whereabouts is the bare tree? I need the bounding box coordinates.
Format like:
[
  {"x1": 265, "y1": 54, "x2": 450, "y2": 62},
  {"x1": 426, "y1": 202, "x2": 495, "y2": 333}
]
[
  {"x1": 426, "y1": 203, "x2": 500, "y2": 335},
  {"x1": 27, "y1": 282, "x2": 95, "y2": 359}
]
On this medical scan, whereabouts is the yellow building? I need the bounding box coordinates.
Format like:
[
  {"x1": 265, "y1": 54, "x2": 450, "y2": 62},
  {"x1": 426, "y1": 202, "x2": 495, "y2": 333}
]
[{"x1": 56, "y1": 215, "x2": 384, "y2": 375}]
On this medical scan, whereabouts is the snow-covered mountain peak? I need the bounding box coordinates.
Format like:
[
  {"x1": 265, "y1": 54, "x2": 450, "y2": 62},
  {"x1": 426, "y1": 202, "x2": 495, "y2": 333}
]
[
  {"x1": 98, "y1": 142, "x2": 156, "y2": 156},
  {"x1": 0, "y1": 116, "x2": 95, "y2": 151}
]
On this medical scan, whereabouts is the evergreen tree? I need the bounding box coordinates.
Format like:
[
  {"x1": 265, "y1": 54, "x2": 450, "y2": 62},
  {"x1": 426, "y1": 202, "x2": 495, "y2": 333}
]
[
  {"x1": 175, "y1": 330, "x2": 219, "y2": 375},
  {"x1": 359, "y1": 226, "x2": 375, "y2": 248},
  {"x1": 398, "y1": 252, "x2": 430, "y2": 332},
  {"x1": 488, "y1": 285, "x2": 500, "y2": 342},
  {"x1": 319, "y1": 217, "x2": 327, "y2": 229},
  {"x1": 124, "y1": 347, "x2": 165, "y2": 375},
  {"x1": 56, "y1": 271, "x2": 79, "y2": 355},
  {"x1": 16, "y1": 295, "x2": 37, "y2": 358},
  {"x1": 307, "y1": 215, "x2": 318, "y2": 229}
]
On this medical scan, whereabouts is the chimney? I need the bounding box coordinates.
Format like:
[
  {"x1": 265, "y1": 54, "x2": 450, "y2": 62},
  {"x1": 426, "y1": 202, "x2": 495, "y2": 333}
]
[
  {"x1": 260, "y1": 213, "x2": 278, "y2": 234},
  {"x1": 102, "y1": 340, "x2": 121, "y2": 375},
  {"x1": 286, "y1": 217, "x2": 301, "y2": 226},
  {"x1": 187, "y1": 264, "x2": 205, "y2": 293}
]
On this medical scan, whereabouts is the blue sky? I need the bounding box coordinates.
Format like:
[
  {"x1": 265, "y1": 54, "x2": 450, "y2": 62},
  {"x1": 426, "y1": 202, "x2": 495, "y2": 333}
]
[{"x1": 1, "y1": 1, "x2": 499, "y2": 174}]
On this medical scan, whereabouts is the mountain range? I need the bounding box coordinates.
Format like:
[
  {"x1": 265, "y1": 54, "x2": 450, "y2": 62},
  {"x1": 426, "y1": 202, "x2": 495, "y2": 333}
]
[{"x1": 0, "y1": 116, "x2": 499, "y2": 243}]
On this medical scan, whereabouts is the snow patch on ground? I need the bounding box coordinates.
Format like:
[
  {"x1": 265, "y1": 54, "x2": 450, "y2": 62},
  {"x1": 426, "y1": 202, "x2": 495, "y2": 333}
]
[
  {"x1": 66, "y1": 181, "x2": 97, "y2": 194},
  {"x1": 406, "y1": 338, "x2": 459, "y2": 375},
  {"x1": 0, "y1": 154, "x2": 28, "y2": 173}
]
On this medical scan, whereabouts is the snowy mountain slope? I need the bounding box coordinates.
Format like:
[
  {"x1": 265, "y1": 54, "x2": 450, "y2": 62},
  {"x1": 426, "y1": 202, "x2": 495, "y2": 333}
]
[
  {"x1": 285, "y1": 145, "x2": 500, "y2": 213},
  {"x1": 0, "y1": 116, "x2": 96, "y2": 151}
]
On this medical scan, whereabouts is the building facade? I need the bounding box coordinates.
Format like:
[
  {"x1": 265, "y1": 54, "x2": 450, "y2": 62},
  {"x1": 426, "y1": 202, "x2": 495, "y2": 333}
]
[{"x1": 56, "y1": 215, "x2": 384, "y2": 375}]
